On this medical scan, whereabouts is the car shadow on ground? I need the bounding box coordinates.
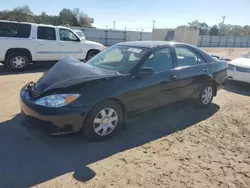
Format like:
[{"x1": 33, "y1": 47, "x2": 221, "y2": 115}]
[
  {"x1": 224, "y1": 80, "x2": 250, "y2": 96},
  {"x1": 0, "y1": 62, "x2": 55, "y2": 76},
  {"x1": 0, "y1": 101, "x2": 220, "y2": 187}
]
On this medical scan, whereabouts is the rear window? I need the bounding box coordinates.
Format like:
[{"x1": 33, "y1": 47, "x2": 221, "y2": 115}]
[{"x1": 0, "y1": 22, "x2": 31, "y2": 38}]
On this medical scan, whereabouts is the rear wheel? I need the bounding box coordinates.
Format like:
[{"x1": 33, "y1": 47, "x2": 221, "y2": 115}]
[
  {"x1": 6, "y1": 52, "x2": 30, "y2": 71},
  {"x1": 82, "y1": 100, "x2": 123, "y2": 141},
  {"x1": 196, "y1": 83, "x2": 214, "y2": 108}
]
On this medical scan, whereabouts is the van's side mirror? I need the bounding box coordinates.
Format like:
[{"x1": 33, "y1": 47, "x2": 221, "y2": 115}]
[
  {"x1": 241, "y1": 53, "x2": 246, "y2": 57},
  {"x1": 136, "y1": 67, "x2": 153, "y2": 77},
  {"x1": 77, "y1": 37, "x2": 81, "y2": 42}
]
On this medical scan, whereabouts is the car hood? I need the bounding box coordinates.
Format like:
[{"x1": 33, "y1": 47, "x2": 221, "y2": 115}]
[
  {"x1": 34, "y1": 56, "x2": 121, "y2": 92},
  {"x1": 229, "y1": 57, "x2": 250, "y2": 68}
]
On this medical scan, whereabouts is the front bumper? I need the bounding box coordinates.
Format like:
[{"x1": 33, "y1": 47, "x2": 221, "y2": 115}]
[
  {"x1": 20, "y1": 87, "x2": 90, "y2": 135},
  {"x1": 228, "y1": 69, "x2": 250, "y2": 83}
]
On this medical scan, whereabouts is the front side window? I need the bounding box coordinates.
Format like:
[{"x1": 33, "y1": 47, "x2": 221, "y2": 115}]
[
  {"x1": 142, "y1": 48, "x2": 173, "y2": 72},
  {"x1": 59, "y1": 28, "x2": 79, "y2": 42},
  {"x1": 75, "y1": 30, "x2": 85, "y2": 38},
  {"x1": 37, "y1": 26, "x2": 56, "y2": 40},
  {"x1": 175, "y1": 46, "x2": 204, "y2": 67},
  {"x1": 87, "y1": 46, "x2": 149, "y2": 74},
  {"x1": 0, "y1": 22, "x2": 31, "y2": 38}
]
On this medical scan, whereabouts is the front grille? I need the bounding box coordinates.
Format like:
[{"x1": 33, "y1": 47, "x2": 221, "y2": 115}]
[
  {"x1": 21, "y1": 111, "x2": 74, "y2": 134},
  {"x1": 21, "y1": 111, "x2": 59, "y2": 133},
  {"x1": 236, "y1": 66, "x2": 250, "y2": 73}
]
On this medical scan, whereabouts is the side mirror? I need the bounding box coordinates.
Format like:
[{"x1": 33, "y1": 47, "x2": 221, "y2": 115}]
[
  {"x1": 136, "y1": 67, "x2": 153, "y2": 77},
  {"x1": 241, "y1": 53, "x2": 246, "y2": 57}
]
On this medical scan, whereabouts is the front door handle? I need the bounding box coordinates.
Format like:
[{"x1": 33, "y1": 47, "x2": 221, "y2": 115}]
[
  {"x1": 203, "y1": 68, "x2": 208, "y2": 72},
  {"x1": 39, "y1": 43, "x2": 44, "y2": 45},
  {"x1": 169, "y1": 74, "x2": 177, "y2": 80}
]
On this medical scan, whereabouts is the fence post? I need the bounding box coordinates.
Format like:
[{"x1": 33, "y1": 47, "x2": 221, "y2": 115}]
[
  {"x1": 217, "y1": 37, "x2": 221, "y2": 47},
  {"x1": 123, "y1": 31, "x2": 126, "y2": 42},
  {"x1": 247, "y1": 38, "x2": 250, "y2": 47},
  {"x1": 199, "y1": 36, "x2": 203, "y2": 47},
  {"x1": 209, "y1": 36, "x2": 212, "y2": 47},
  {"x1": 140, "y1": 32, "x2": 142, "y2": 41},
  {"x1": 233, "y1": 37, "x2": 236, "y2": 47},
  {"x1": 240, "y1": 38, "x2": 243, "y2": 47},
  {"x1": 105, "y1": 29, "x2": 108, "y2": 46},
  {"x1": 226, "y1": 37, "x2": 228, "y2": 47}
]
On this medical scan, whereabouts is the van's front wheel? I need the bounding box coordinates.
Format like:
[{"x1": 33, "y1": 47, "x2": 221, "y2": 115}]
[{"x1": 85, "y1": 50, "x2": 99, "y2": 61}]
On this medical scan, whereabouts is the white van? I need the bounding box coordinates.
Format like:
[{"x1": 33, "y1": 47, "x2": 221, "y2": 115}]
[{"x1": 0, "y1": 20, "x2": 105, "y2": 70}]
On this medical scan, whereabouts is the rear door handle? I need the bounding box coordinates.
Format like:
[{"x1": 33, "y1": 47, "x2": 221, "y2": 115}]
[
  {"x1": 39, "y1": 43, "x2": 44, "y2": 45},
  {"x1": 203, "y1": 68, "x2": 208, "y2": 72},
  {"x1": 169, "y1": 74, "x2": 177, "y2": 80}
]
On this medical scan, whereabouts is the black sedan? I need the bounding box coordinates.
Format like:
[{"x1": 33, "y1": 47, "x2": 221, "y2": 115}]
[{"x1": 20, "y1": 41, "x2": 227, "y2": 141}]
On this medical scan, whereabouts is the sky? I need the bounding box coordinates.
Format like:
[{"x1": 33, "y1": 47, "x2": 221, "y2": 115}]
[{"x1": 1, "y1": 0, "x2": 249, "y2": 31}]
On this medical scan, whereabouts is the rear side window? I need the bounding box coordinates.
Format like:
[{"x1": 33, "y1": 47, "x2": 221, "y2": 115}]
[
  {"x1": 37, "y1": 26, "x2": 56, "y2": 40},
  {"x1": 0, "y1": 22, "x2": 31, "y2": 38},
  {"x1": 142, "y1": 48, "x2": 173, "y2": 72},
  {"x1": 175, "y1": 46, "x2": 204, "y2": 67}
]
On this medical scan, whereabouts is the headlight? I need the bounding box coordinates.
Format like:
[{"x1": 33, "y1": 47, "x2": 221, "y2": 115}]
[
  {"x1": 35, "y1": 94, "x2": 80, "y2": 107},
  {"x1": 228, "y1": 64, "x2": 235, "y2": 70}
]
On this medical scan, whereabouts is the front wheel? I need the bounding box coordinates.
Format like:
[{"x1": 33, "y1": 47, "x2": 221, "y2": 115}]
[
  {"x1": 82, "y1": 100, "x2": 123, "y2": 141},
  {"x1": 85, "y1": 50, "x2": 99, "y2": 61},
  {"x1": 196, "y1": 83, "x2": 214, "y2": 108}
]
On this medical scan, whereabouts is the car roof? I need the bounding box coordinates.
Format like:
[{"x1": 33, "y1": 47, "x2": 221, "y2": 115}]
[
  {"x1": 117, "y1": 41, "x2": 215, "y2": 62},
  {"x1": 116, "y1": 41, "x2": 185, "y2": 48}
]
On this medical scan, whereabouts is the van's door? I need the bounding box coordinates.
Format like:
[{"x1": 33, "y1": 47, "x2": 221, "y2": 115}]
[
  {"x1": 58, "y1": 28, "x2": 83, "y2": 60},
  {"x1": 35, "y1": 26, "x2": 60, "y2": 61}
]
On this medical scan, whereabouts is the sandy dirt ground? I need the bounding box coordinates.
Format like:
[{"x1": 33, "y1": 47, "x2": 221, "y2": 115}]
[
  {"x1": 0, "y1": 48, "x2": 250, "y2": 188},
  {"x1": 201, "y1": 48, "x2": 250, "y2": 60}
]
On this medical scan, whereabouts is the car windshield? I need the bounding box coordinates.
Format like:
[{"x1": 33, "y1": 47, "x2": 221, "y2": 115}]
[{"x1": 86, "y1": 45, "x2": 149, "y2": 74}]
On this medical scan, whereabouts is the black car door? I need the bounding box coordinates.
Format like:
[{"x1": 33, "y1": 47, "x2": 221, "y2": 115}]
[
  {"x1": 173, "y1": 45, "x2": 212, "y2": 101},
  {"x1": 124, "y1": 47, "x2": 178, "y2": 115}
]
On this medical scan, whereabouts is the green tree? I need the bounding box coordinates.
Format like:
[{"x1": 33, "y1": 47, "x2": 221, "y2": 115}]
[
  {"x1": 243, "y1": 25, "x2": 250, "y2": 36},
  {"x1": 209, "y1": 25, "x2": 219, "y2": 36},
  {"x1": 12, "y1": 5, "x2": 34, "y2": 22},
  {"x1": 73, "y1": 8, "x2": 92, "y2": 27},
  {"x1": 0, "y1": 5, "x2": 92, "y2": 27},
  {"x1": 185, "y1": 20, "x2": 209, "y2": 35},
  {"x1": 58, "y1": 8, "x2": 78, "y2": 26}
]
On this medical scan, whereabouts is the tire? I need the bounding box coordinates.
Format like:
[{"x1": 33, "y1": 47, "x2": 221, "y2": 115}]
[
  {"x1": 82, "y1": 100, "x2": 123, "y2": 141},
  {"x1": 195, "y1": 83, "x2": 214, "y2": 108},
  {"x1": 6, "y1": 52, "x2": 30, "y2": 71},
  {"x1": 86, "y1": 50, "x2": 99, "y2": 61}
]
